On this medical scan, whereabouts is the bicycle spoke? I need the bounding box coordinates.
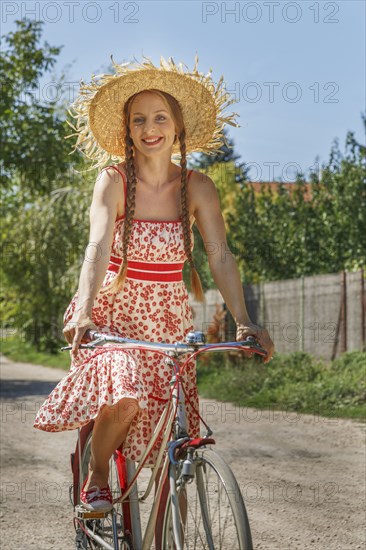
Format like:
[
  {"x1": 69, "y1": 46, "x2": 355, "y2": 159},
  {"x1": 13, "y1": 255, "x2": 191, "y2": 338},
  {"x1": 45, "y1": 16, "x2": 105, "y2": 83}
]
[{"x1": 161, "y1": 449, "x2": 253, "y2": 550}]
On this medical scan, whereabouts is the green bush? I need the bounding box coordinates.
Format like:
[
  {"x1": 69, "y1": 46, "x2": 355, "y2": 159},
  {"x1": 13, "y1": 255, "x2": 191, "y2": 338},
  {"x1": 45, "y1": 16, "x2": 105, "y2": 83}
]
[
  {"x1": 197, "y1": 350, "x2": 366, "y2": 420},
  {"x1": 1, "y1": 335, "x2": 71, "y2": 370}
]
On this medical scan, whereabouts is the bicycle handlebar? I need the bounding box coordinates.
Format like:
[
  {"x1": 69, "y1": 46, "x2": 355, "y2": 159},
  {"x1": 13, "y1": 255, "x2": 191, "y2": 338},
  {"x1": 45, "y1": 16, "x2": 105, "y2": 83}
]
[{"x1": 60, "y1": 329, "x2": 267, "y2": 358}]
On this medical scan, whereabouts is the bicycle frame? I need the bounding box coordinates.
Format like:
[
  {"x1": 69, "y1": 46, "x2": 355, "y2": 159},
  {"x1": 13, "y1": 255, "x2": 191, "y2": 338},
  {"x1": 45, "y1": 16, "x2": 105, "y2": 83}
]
[{"x1": 62, "y1": 331, "x2": 267, "y2": 550}]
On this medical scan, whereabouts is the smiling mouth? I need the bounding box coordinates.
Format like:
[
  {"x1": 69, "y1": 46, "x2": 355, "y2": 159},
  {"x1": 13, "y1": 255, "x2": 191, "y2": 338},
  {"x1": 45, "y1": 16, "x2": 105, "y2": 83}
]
[{"x1": 142, "y1": 137, "x2": 163, "y2": 146}]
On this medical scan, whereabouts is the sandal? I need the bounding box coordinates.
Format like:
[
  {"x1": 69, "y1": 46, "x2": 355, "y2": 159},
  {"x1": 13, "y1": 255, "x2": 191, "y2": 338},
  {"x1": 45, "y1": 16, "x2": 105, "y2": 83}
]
[{"x1": 80, "y1": 477, "x2": 113, "y2": 512}]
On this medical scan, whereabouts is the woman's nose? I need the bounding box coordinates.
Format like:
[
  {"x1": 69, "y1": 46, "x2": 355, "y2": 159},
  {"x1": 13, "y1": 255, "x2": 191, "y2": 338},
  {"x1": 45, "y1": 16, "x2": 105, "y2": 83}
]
[{"x1": 144, "y1": 124, "x2": 156, "y2": 133}]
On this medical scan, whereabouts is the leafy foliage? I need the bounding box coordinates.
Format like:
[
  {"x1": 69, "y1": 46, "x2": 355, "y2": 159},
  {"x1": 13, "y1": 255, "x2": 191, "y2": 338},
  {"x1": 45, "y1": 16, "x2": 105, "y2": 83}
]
[
  {"x1": 191, "y1": 127, "x2": 248, "y2": 183},
  {"x1": 0, "y1": 19, "x2": 74, "y2": 195},
  {"x1": 197, "y1": 350, "x2": 366, "y2": 419},
  {"x1": 1, "y1": 20, "x2": 92, "y2": 351},
  {"x1": 1, "y1": 179, "x2": 92, "y2": 351},
  {"x1": 191, "y1": 117, "x2": 366, "y2": 286},
  {"x1": 227, "y1": 119, "x2": 366, "y2": 283}
]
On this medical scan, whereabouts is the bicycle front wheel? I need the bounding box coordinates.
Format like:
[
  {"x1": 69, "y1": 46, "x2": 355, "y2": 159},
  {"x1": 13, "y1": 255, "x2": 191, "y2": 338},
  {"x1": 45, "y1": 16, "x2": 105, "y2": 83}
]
[{"x1": 160, "y1": 448, "x2": 253, "y2": 550}]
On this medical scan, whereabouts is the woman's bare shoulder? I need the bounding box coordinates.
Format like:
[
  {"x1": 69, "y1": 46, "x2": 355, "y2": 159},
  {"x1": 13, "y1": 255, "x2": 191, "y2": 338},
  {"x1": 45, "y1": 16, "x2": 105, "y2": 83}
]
[
  {"x1": 188, "y1": 169, "x2": 218, "y2": 209},
  {"x1": 187, "y1": 169, "x2": 219, "y2": 225},
  {"x1": 102, "y1": 162, "x2": 127, "y2": 179},
  {"x1": 97, "y1": 162, "x2": 127, "y2": 217},
  {"x1": 189, "y1": 168, "x2": 215, "y2": 188}
]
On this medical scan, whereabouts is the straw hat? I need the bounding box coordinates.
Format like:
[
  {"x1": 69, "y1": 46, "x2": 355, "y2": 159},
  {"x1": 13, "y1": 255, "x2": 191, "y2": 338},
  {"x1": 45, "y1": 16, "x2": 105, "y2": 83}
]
[{"x1": 65, "y1": 54, "x2": 241, "y2": 171}]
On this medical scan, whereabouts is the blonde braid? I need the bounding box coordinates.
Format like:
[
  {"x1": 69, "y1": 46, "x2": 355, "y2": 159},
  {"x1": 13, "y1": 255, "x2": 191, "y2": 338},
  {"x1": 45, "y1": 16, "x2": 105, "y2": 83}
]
[{"x1": 179, "y1": 130, "x2": 204, "y2": 302}]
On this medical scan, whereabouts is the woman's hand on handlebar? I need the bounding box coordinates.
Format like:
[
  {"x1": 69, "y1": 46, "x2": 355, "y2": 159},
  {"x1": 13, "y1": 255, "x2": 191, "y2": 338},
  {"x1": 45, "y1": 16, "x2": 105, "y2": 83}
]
[
  {"x1": 62, "y1": 315, "x2": 99, "y2": 357},
  {"x1": 236, "y1": 321, "x2": 274, "y2": 363}
]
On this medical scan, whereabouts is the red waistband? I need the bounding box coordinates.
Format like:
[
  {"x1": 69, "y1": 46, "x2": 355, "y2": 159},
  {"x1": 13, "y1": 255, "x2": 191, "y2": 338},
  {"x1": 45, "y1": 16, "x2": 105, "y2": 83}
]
[{"x1": 107, "y1": 255, "x2": 184, "y2": 282}]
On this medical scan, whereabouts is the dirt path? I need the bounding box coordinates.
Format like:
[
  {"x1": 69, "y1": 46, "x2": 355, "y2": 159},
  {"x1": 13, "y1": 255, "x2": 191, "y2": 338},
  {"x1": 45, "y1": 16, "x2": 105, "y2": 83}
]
[{"x1": 1, "y1": 355, "x2": 365, "y2": 549}]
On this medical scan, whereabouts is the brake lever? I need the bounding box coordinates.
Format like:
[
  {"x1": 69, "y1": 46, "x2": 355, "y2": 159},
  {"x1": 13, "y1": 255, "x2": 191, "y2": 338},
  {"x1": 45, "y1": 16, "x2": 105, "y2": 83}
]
[
  {"x1": 60, "y1": 336, "x2": 106, "y2": 352},
  {"x1": 60, "y1": 343, "x2": 95, "y2": 352},
  {"x1": 238, "y1": 336, "x2": 267, "y2": 357}
]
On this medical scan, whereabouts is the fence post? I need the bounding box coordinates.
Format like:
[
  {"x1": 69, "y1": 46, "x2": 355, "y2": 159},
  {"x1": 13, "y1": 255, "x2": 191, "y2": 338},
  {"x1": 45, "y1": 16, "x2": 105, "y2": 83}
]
[
  {"x1": 300, "y1": 275, "x2": 305, "y2": 352},
  {"x1": 361, "y1": 268, "x2": 365, "y2": 351},
  {"x1": 340, "y1": 270, "x2": 347, "y2": 354},
  {"x1": 259, "y1": 281, "x2": 265, "y2": 327}
]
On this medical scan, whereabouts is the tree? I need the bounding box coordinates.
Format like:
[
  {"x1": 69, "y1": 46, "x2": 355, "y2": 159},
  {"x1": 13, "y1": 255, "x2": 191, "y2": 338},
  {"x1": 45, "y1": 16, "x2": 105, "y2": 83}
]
[
  {"x1": 227, "y1": 114, "x2": 366, "y2": 282},
  {"x1": 190, "y1": 127, "x2": 249, "y2": 183},
  {"x1": 1, "y1": 20, "x2": 92, "y2": 351},
  {"x1": 1, "y1": 184, "x2": 90, "y2": 351},
  {"x1": 0, "y1": 19, "x2": 74, "y2": 196}
]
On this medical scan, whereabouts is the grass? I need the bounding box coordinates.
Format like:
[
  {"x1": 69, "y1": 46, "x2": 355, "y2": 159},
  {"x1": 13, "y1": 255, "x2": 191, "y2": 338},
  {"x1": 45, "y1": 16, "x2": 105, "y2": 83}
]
[
  {"x1": 1, "y1": 336, "x2": 71, "y2": 370},
  {"x1": 1, "y1": 335, "x2": 365, "y2": 421},
  {"x1": 196, "y1": 349, "x2": 366, "y2": 421}
]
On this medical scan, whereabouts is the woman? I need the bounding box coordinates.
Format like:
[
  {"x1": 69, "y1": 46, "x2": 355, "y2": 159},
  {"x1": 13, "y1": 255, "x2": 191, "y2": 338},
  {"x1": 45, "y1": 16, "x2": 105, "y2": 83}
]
[{"x1": 34, "y1": 55, "x2": 275, "y2": 511}]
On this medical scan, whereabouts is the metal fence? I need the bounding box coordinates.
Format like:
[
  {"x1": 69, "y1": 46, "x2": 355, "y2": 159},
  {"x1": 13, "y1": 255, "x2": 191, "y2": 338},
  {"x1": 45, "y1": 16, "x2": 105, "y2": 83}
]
[{"x1": 189, "y1": 269, "x2": 366, "y2": 360}]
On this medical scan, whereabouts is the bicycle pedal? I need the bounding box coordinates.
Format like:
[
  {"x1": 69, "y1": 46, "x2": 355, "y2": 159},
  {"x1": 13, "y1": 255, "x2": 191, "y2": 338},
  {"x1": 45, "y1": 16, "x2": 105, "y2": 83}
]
[{"x1": 75, "y1": 504, "x2": 110, "y2": 519}]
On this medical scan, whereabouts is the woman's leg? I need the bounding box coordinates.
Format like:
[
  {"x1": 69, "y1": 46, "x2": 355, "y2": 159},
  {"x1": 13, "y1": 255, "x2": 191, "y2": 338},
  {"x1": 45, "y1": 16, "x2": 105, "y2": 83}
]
[{"x1": 84, "y1": 397, "x2": 140, "y2": 490}]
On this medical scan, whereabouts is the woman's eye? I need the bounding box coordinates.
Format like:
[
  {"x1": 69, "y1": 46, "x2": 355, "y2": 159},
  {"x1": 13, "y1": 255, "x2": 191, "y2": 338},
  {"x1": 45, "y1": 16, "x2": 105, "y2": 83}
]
[{"x1": 132, "y1": 116, "x2": 166, "y2": 123}]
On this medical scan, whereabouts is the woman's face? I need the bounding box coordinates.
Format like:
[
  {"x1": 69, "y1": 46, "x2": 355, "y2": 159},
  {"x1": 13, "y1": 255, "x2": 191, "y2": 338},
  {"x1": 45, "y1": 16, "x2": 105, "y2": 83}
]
[{"x1": 129, "y1": 91, "x2": 176, "y2": 156}]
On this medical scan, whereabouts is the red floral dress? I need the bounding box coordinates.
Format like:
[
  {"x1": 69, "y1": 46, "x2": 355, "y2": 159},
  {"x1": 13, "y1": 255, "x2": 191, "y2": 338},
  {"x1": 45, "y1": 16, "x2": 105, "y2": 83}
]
[{"x1": 33, "y1": 167, "x2": 200, "y2": 466}]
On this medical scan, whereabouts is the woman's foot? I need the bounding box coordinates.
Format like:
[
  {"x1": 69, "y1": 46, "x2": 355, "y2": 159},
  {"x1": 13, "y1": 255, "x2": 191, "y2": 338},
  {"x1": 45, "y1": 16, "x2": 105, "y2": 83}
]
[
  {"x1": 83, "y1": 467, "x2": 109, "y2": 492},
  {"x1": 80, "y1": 463, "x2": 112, "y2": 512},
  {"x1": 80, "y1": 476, "x2": 113, "y2": 512}
]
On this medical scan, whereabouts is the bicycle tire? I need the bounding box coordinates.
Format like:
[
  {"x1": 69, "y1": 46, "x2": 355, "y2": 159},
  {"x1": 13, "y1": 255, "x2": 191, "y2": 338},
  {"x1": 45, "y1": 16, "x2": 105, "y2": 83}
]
[
  {"x1": 75, "y1": 432, "x2": 129, "y2": 550},
  {"x1": 160, "y1": 448, "x2": 253, "y2": 550}
]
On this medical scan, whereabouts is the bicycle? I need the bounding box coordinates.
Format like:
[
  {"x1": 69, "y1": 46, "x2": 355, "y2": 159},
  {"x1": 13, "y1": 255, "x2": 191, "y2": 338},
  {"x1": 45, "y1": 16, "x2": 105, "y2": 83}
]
[{"x1": 61, "y1": 329, "x2": 267, "y2": 550}]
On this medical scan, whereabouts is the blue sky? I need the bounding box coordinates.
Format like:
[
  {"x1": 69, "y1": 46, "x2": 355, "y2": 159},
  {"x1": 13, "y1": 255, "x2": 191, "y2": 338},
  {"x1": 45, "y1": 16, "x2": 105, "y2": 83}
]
[{"x1": 2, "y1": 0, "x2": 365, "y2": 181}]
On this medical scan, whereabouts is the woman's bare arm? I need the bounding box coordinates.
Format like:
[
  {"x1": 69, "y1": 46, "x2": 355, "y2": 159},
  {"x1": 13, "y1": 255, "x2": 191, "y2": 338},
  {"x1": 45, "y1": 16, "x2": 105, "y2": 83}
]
[
  {"x1": 192, "y1": 173, "x2": 252, "y2": 326},
  {"x1": 63, "y1": 168, "x2": 123, "y2": 354},
  {"x1": 72, "y1": 168, "x2": 122, "y2": 318},
  {"x1": 192, "y1": 172, "x2": 274, "y2": 362}
]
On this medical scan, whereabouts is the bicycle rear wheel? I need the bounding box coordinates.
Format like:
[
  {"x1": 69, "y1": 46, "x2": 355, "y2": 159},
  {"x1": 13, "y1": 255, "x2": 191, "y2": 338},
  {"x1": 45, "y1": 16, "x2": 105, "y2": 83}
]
[
  {"x1": 160, "y1": 448, "x2": 253, "y2": 550},
  {"x1": 74, "y1": 432, "x2": 131, "y2": 550}
]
